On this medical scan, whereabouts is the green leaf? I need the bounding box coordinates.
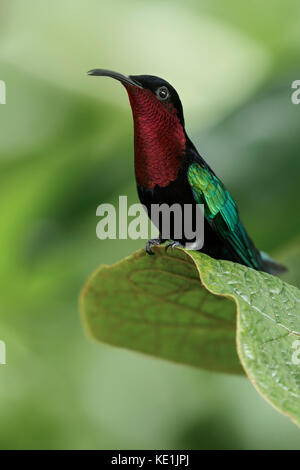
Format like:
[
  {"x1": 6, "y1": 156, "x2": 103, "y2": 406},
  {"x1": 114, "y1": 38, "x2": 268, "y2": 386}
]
[{"x1": 80, "y1": 247, "x2": 300, "y2": 427}]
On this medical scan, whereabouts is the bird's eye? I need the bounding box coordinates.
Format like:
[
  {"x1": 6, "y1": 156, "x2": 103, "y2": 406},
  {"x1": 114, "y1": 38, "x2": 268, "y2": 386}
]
[{"x1": 156, "y1": 86, "x2": 170, "y2": 101}]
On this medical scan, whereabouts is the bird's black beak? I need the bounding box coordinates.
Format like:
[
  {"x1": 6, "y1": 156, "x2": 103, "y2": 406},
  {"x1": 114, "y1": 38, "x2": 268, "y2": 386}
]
[{"x1": 87, "y1": 69, "x2": 143, "y2": 88}]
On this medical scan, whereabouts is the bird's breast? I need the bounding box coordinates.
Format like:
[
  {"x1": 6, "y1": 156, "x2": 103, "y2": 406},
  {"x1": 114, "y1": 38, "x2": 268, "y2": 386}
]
[{"x1": 132, "y1": 107, "x2": 186, "y2": 189}]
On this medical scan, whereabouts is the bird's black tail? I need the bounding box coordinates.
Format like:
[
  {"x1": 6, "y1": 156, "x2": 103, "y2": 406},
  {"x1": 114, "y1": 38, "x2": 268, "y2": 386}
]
[{"x1": 260, "y1": 251, "x2": 287, "y2": 275}]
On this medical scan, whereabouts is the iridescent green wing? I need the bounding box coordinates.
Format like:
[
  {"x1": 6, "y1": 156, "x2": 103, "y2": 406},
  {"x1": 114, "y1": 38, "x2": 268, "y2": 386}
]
[{"x1": 187, "y1": 162, "x2": 263, "y2": 269}]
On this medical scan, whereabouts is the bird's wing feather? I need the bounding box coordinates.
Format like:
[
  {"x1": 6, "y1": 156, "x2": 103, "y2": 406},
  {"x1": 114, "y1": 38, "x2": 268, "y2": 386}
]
[{"x1": 187, "y1": 162, "x2": 263, "y2": 269}]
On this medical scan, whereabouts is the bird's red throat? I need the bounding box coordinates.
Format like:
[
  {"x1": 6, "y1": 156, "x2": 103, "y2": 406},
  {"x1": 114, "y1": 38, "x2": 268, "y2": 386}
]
[{"x1": 124, "y1": 85, "x2": 186, "y2": 189}]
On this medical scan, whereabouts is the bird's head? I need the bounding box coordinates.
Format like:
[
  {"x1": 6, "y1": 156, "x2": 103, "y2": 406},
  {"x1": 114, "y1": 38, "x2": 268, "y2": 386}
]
[
  {"x1": 88, "y1": 69, "x2": 185, "y2": 125},
  {"x1": 88, "y1": 69, "x2": 187, "y2": 188}
]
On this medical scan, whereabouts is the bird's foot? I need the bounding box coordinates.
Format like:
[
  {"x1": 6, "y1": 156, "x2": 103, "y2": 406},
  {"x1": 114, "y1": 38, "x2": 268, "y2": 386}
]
[
  {"x1": 165, "y1": 241, "x2": 183, "y2": 253},
  {"x1": 146, "y1": 238, "x2": 165, "y2": 255}
]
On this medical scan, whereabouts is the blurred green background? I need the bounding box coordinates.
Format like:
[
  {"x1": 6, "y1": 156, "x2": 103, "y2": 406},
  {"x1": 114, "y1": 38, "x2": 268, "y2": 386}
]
[{"x1": 0, "y1": 0, "x2": 300, "y2": 450}]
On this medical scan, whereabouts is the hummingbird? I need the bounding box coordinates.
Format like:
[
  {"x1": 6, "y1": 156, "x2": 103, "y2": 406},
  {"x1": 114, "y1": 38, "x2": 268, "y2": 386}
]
[{"x1": 88, "y1": 69, "x2": 286, "y2": 275}]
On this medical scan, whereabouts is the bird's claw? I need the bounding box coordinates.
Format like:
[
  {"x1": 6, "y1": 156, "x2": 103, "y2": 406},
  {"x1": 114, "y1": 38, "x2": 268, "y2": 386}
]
[
  {"x1": 146, "y1": 239, "x2": 164, "y2": 255},
  {"x1": 165, "y1": 241, "x2": 181, "y2": 253}
]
